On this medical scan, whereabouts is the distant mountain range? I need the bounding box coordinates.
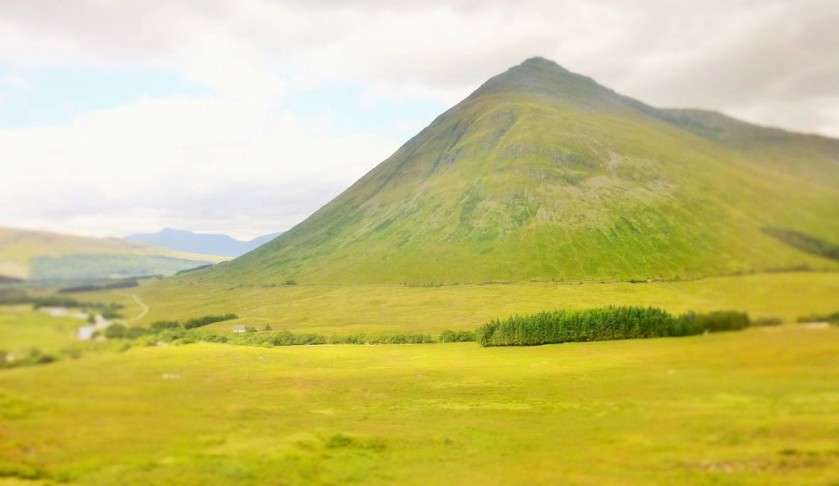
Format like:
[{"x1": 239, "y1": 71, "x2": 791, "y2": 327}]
[
  {"x1": 0, "y1": 227, "x2": 224, "y2": 282},
  {"x1": 125, "y1": 228, "x2": 282, "y2": 257},
  {"x1": 192, "y1": 57, "x2": 839, "y2": 285}
]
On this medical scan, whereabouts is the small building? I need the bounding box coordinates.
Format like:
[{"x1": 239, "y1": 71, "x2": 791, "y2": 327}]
[{"x1": 232, "y1": 325, "x2": 247, "y2": 333}]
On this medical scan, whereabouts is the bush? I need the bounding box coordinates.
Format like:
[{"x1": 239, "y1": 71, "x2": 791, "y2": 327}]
[
  {"x1": 797, "y1": 314, "x2": 827, "y2": 323},
  {"x1": 124, "y1": 326, "x2": 148, "y2": 339},
  {"x1": 156, "y1": 328, "x2": 187, "y2": 343},
  {"x1": 328, "y1": 333, "x2": 433, "y2": 345},
  {"x1": 294, "y1": 333, "x2": 327, "y2": 345},
  {"x1": 797, "y1": 312, "x2": 839, "y2": 324},
  {"x1": 440, "y1": 330, "x2": 476, "y2": 342},
  {"x1": 103, "y1": 324, "x2": 147, "y2": 339},
  {"x1": 752, "y1": 316, "x2": 783, "y2": 326},
  {"x1": 150, "y1": 320, "x2": 182, "y2": 332},
  {"x1": 1, "y1": 348, "x2": 58, "y2": 368},
  {"x1": 329, "y1": 334, "x2": 368, "y2": 345},
  {"x1": 379, "y1": 334, "x2": 434, "y2": 344},
  {"x1": 184, "y1": 329, "x2": 229, "y2": 343},
  {"x1": 183, "y1": 314, "x2": 238, "y2": 329},
  {"x1": 678, "y1": 310, "x2": 750, "y2": 333},
  {"x1": 104, "y1": 324, "x2": 127, "y2": 339},
  {"x1": 97, "y1": 303, "x2": 124, "y2": 319}
]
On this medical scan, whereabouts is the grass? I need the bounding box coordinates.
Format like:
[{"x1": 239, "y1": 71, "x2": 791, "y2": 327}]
[
  {"x1": 74, "y1": 272, "x2": 839, "y2": 338},
  {"x1": 0, "y1": 306, "x2": 83, "y2": 357},
  {"x1": 0, "y1": 325, "x2": 837, "y2": 484}
]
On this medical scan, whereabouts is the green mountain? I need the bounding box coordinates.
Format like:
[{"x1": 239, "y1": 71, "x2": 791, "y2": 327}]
[
  {"x1": 0, "y1": 227, "x2": 227, "y2": 282},
  {"x1": 199, "y1": 57, "x2": 839, "y2": 285}
]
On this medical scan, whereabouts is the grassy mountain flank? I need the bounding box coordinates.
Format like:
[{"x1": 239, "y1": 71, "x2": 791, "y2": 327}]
[
  {"x1": 0, "y1": 227, "x2": 226, "y2": 281},
  {"x1": 198, "y1": 57, "x2": 839, "y2": 285}
]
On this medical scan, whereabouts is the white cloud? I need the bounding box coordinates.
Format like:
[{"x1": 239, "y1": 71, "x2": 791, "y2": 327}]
[
  {"x1": 0, "y1": 95, "x2": 398, "y2": 239},
  {"x1": 0, "y1": 0, "x2": 837, "y2": 238}
]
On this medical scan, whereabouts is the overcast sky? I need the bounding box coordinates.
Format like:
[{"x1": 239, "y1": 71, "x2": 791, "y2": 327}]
[{"x1": 1, "y1": 0, "x2": 837, "y2": 240}]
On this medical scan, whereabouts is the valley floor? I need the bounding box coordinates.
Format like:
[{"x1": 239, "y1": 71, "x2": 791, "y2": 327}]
[
  {"x1": 1, "y1": 325, "x2": 838, "y2": 484},
  {"x1": 90, "y1": 271, "x2": 839, "y2": 337}
]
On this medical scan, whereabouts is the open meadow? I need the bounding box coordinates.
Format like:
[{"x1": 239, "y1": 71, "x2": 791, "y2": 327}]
[
  {"x1": 1, "y1": 272, "x2": 838, "y2": 484},
  {"x1": 1, "y1": 325, "x2": 838, "y2": 484},
  {"x1": 77, "y1": 272, "x2": 839, "y2": 337}
]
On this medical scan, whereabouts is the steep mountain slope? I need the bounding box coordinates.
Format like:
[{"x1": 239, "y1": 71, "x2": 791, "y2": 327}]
[
  {"x1": 199, "y1": 57, "x2": 839, "y2": 285},
  {"x1": 126, "y1": 228, "x2": 282, "y2": 257},
  {"x1": 0, "y1": 227, "x2": 226, "y2": 281}
]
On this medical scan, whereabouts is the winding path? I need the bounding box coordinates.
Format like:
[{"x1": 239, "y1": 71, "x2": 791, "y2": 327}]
[{"x1": 123, "y1": 293, "x2": 149, "y2": 323}]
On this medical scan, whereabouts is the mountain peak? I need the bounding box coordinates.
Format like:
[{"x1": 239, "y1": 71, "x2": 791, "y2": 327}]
[
  {"x1": 465, "y1": 56, "x2": 621, "y2": 111},
  {"x1": 519, "y1": 56, "x2": 568, "y2": 71},
  {"x1": 197, "y1": 59, "x2": 839, "y2": 285}
]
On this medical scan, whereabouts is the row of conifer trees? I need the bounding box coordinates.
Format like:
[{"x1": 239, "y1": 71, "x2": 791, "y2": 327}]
[{"x1": 476, "y1": 306, "x2": 750, "y2": 346}]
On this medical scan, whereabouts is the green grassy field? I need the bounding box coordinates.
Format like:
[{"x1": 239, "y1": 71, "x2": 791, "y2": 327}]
[
  {"x1": 3, "y1": 272, "x2": 837, "y2": 484},
  {"x1": 77, "y1": 272, "x2": 839, "y2": 337},
  {"x1": 1, "y1": 325, "x2": 837, "y2": 484},
  {"x1": 0, "y1": 306, "x2": 82, "y2": 357}
]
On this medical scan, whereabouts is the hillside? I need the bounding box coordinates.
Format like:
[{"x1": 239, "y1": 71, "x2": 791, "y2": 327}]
[
  {"x1": 195, "y1": 57, "x2": 839, "y2": 285},
  {"x1": 126, "y1": 228, "x2": 282, "y2": 257},
  {"x1": 0, "y1": 227, "x2": 226, "y2": 281}
]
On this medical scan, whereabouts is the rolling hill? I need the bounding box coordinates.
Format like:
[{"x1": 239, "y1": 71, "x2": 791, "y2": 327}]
[
  {"x1": 0, "y1": 227, "x2": 227, "y2": 282},
  {"x1": 193, "y1": 57, "x2": 839, "y2": 285},
  {"x1": 126, "y1": 228, "x2": 282, "y2": 257}
]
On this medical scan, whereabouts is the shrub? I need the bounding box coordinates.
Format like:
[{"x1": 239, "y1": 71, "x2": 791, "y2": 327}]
[
  {"x1": 294, "y1": 333, "x2": 327, "y2": 345},
  {"x1": 797, "y1": 314, "x2": 828, "y2": 323},
  {"x1": 184, "y1": 330, "x2": 228, "y2": 343},
  {"x1": 124, "y1": 326, "x2": 148, "y2": 339},
  {"x1": 678, "y1": 310, "x2": 750, "y2": 333},
  {"x1": 329, "y1": 334, "x2": 368, "y2": 345},
  {"x1": 440, "y1": 330, "x2": 476, "y2": 342},
  {"x1": 103, "y1": 324, "x2": 147, "y2": 339},
  {"x1": 98, "y1": 303, "x2": 124, "y2": 319},
  {"x1": 752, "y1": 316, "x2": 783, "y2": 326},
  {"x1": 328, "y1": 333, "x2": 433, "y2": 345},
  {"x1": 0, "y1": 348, "x2": 58, "y2": 369},
  {"x1": 104, "y1": 324, "x2": 127, "y2": 339},
  {"x1": 150, "y1": 320, "x2": 182, "y2": 332},
  {"x1": 183, "y1": 314, "x2": 238, "y2": 329},
  {"x1": 156, "y1": 328, "x2": 187, "y2": 343},
  {"x1": 798, "y1": 311, "x2": 839, "y2": 324}
]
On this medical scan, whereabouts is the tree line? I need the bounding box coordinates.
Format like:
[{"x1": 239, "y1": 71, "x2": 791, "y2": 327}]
[{"x1": 476, "y1": 306, "x2": 751, "y2": 346}]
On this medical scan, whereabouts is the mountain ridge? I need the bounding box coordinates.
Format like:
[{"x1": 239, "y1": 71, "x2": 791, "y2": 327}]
[
  {"x1": 0, "y1": 226, "x2": 225, "y2": 281},
  {"x1": 190, "y1": 57, "x2": 839, "y2": 285},
  {"x1": 126, "y1": 228, "x2": 282, "y2": 257}
]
